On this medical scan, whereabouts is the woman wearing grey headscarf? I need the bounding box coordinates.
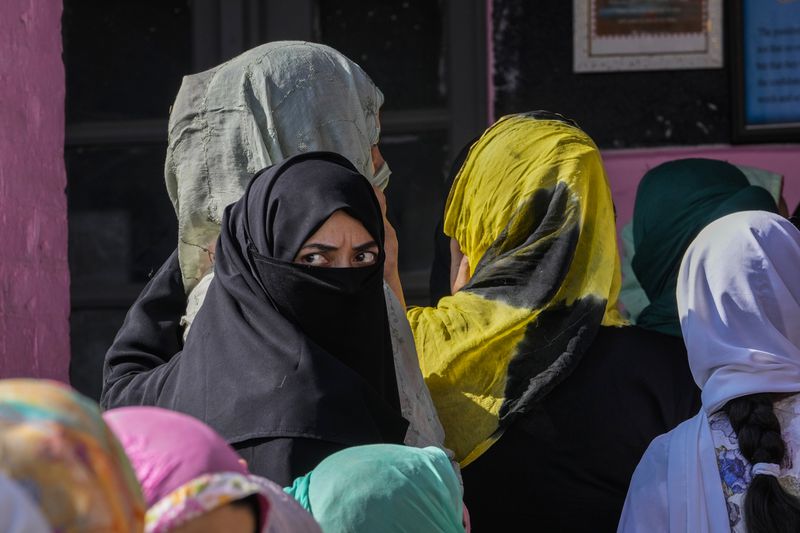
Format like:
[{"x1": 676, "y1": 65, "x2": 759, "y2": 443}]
[
  {"x1": 101, "y1": 42, "x2": 452, "y2": 479},
  {"x1": 166, "y1": 41, "x2": 387, "y2": 300}
]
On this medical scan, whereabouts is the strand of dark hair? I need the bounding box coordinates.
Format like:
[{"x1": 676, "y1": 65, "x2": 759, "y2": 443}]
[{"x1": 723, "y1": 393, "x2": 800, "y2": 533}]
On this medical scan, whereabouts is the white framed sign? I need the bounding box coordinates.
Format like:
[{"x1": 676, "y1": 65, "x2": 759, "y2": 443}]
[{"x1": 574, "y1": 0, "x2": 723, "y2": 72}]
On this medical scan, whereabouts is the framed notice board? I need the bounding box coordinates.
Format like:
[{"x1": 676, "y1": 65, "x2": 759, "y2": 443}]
[
  {"x1": 574, "y1": 0, "x2": 723, "y2": 72},
  {"x1": 731, "y1": 0, "x2": 800, "y2": 142}
]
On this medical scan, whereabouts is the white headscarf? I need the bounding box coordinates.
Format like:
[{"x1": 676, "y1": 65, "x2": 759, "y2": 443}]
[
  {"x1": 166, "y1": 41, "x2": 385, "y2": 291},
  {"x1": 618, "y1": 211, "x2": 800, "y2": 533}
]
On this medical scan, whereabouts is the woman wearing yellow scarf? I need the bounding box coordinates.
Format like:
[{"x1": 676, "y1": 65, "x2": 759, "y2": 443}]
[
  {"x1": 409, "y1": 113, "x2": 699, "y2": 530},
  {"x1": 409, "y1": 112, "x2": 625, "y2": 464}
]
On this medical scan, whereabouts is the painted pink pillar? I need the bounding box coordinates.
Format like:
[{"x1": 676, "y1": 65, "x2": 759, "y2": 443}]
[{"x1": 0, "y1": 0, "x2": 69, "y2": 380}]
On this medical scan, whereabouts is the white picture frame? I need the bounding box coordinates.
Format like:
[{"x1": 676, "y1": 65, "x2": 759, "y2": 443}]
[{"x1": 574, "y1": 0, "x2": 723, "y2": 73}]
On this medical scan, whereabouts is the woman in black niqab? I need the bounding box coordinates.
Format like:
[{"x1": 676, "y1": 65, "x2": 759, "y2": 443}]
[{"x1": 108, "y1": 152, "x2": 408, "y2": 484}]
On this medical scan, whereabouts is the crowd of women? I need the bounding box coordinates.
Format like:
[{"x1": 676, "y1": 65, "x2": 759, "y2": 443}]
[{"x1": 2, "y1": 41, "x2": 800, "y2": 532}]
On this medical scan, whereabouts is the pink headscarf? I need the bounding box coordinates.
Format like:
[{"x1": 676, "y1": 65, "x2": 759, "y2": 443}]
[{"x1": 104, "y1": 406, "x2": 320, "y2": 533}]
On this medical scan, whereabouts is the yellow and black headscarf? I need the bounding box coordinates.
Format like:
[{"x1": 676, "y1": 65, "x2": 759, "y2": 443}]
[{"x1": 408, "y1": 113, "x2": 625, "y2": 465}]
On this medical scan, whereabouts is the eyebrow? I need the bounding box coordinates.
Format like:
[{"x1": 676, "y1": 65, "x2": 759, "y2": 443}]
[
  {"x1": 299, "y1": 241, "x2": 379, "y2": 253},
  {"x1": 299, "y1": 243, "x2": 338, "y2": 253},
  {"x1": 353, "y1": 240, "x2": 379, "y2": 252}
]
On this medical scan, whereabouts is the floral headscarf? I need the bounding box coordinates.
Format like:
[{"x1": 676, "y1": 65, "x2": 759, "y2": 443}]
[
  {"x1": 104, "y1": 406, "x2": 320, "y2": 533},
  {"x1": 145, "y1": 472, "x2": 320, "y2": 533},
  {"x1": 0, "y1": 379, "x2": 145, "y2": 532}
]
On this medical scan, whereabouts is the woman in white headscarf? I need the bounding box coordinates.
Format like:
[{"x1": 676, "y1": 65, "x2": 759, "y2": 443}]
[
  {"x1": 101, "y1": 42, "x2": 450, "y2": 477},
  {"x1": 618, "y1": 211, "x2": 800, "y2": 533}
]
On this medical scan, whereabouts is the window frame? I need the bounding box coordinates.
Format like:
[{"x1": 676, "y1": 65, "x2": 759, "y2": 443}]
[{"x1": 66, "y1": 0, "x2": 489, "y2": 302}]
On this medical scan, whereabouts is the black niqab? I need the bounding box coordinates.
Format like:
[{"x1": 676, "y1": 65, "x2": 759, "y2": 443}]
[{"x1": 159, "y1": 152, "x2": 408, "y2": 447}]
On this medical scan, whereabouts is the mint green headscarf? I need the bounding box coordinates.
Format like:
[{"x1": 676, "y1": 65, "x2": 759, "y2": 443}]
[
  {"x1": 631, "y1": 158, "x2": 778, "y2": 337},
  {"x1": 285, "y1": 445, "x2": 465, "y2": 533}
]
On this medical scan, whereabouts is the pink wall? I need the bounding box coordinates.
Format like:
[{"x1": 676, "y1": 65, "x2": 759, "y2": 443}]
[
  {"x1": 602, "y1": 144, "x2": 800, "y2": 230},
  {"x1": 0, "y1": 0, "x2": 69, "y2": 380}
]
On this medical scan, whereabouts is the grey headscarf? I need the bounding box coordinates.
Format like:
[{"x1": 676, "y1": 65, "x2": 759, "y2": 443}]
[{"x1": 165, "y1": 41, "x2": 386, "y2": 292}]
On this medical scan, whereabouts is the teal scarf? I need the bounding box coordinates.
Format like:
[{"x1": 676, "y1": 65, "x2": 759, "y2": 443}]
[
  {"x1": 632, "y1": 158, "x2": 777, "y2": 337},
  {"x1": 285, "y1": 445, "x2": 464, "y2": 533}
]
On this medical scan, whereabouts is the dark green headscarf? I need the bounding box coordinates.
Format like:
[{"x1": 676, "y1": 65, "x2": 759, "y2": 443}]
[{"x1": 632, "y1": 158, "x2": 778, "y2": 337}]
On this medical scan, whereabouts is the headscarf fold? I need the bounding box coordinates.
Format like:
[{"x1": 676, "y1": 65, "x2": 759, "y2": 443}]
[
  {"x1": 104, "y1": 407, "x2": 321, "y2": 533},
  {"x1": 286, "y1": 444, "x2": 465, "y2": 533},
  {"x1": 631, "y1": 158, "x2": 777, "y2": 336},
  {"x1": 619, "y1": 211, "x2": 800, "y2": 532},
  {"x1": 408, "y1": 114, "x2": 625, "y2": 465},
  {"x1": 152, "y1": 153, "x2": 407, "y2": 449},
  {"x1": 166, "y1": 41, "x2": 385, "y2": 293},
  {"x1": 0, "y1": 379, "x2": 145, "y2": 532}
]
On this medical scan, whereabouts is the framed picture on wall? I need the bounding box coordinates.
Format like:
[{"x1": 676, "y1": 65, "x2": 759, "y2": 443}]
[
  {"x1": 730, "y1": 0, "x2": 800, "y2": 143},
  {"x1": 573, "y1": 0, "x2": 723, "y2": 72}
]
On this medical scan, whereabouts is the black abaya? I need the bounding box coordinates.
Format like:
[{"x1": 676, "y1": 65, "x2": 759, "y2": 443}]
[
  {"x1": 102, "y1": 153, "x2": 408, "y2": 484},
  {"x1": 461, "y1": 325, "x2": 701, "y2": 532}
]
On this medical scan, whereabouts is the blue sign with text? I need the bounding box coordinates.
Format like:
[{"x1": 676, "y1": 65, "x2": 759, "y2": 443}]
[{"x1": 743, "y1": 0, "x2": 800, "y2": 126}]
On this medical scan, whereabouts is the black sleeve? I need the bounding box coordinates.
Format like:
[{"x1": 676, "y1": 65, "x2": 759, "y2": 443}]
[{"x1": 99, "y1": 249, "x2": 187, "y2": 409}]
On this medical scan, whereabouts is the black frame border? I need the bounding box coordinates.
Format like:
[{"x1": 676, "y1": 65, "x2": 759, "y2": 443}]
[{"x1": 730, "y1": 0, "x2": 800, "y2": 144}]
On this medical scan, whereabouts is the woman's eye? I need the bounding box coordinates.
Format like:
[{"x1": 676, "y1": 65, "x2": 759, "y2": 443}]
[
  {"x1": 353, "y1": 251, "x2": 377, "y2": 265},
  {"x1": 300, "y1": 253, "x2": 329, "y2": 266}
]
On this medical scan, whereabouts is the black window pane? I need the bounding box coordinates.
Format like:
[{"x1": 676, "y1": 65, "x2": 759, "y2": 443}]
[
  {"x1": 382, "y1": 130, "x2": 449, "y2": 303},
  {"x1": 63, "y1": 0, "x2": 192, "y2": 123},
  {"x1": 317, "y1": 0, "x2": 446, "y2": 110},
  {"x1": 67, "y1": 144, "x2": 176, "y2": 284},
  {"x1": 70, "y1": 309, "x2": 128, "y2": 401}
]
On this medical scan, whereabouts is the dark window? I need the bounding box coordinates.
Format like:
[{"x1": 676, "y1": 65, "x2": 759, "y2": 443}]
[
  {"x1": 63, "y1": 1, "x2": 192, "y2": 122},
  {"x1": 381, "y1": 131, "x2": 449, "y2": 273},
  {"x1": 66, "y1": 144, "x2": 176, "y2": 285},
  {"x1": 64, "y1": 1, "x2": 192, "y2": 399},
  {"x1": 318, "y1": 1, "x2": 447, "y2": 110}
]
